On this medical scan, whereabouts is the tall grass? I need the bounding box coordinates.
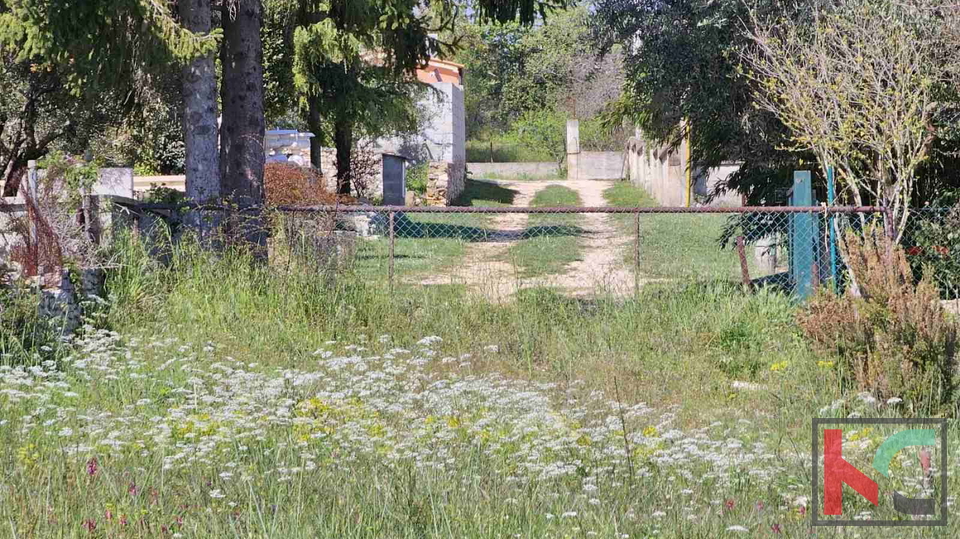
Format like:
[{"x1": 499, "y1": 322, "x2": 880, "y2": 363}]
[
  {"x1": 604, "y1": 183, "x2": 763, "y2": 281},
  {"x1": 0, "y1": 231, "x2": 952, "y2": 537}
]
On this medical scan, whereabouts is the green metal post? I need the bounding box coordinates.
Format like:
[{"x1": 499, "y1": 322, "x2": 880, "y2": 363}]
[
  {"x1": 790, "y1": 171, "x2": 819, "y2": 299},
  {"x1": 826, "y1": 166, "x2": 838, "y2": 291}
]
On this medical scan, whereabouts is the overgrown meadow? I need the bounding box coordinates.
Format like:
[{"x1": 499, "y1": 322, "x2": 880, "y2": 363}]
[{"x1": 0, "y1": 229, "x2": 956, "y2": 538}]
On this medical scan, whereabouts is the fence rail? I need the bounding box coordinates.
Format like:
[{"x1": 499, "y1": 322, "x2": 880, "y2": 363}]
[
  {"x1": 4, "y1": 196, "x2": 956, "y2": 300},
  {"x1": 107, "y1": 202, "x2": 901, "y2": 299},
  {"x1": 123, "y1": 202, "x2": 885, "y2": 214}
]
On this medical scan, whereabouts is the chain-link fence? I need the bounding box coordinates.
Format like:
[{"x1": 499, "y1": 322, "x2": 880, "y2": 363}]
[
  {"x1": 11, "y1": 198, "x2": 954, "y2": 300},
  {"x1": 112, "y1": 202, "x2": 925, "y2": 300}
]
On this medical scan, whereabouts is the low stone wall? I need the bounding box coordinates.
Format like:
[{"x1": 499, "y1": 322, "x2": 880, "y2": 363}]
[
  {"x1": 467, "y1": 162, "x2": 560, "y2": 179},
  {"x1": 134, "y1": 175, "x2": 185, "y2": 193},
  {"x1": 426, "y1": 161, "x2": 465, "y2": 205},
  {"x1": 624, "y1": 136, "x2": 742, "y2": 207},
  {"x1": 568, "y1": 151, "x2": 624, "y2": 181}
]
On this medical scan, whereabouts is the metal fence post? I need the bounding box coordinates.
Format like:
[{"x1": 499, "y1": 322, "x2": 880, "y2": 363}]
[
  {"x1": 634, "y1": 211, "x2": 640, "y2": 297},
  {"x1": 27, "y1": 160, "x2": 38, "y2": 276},
  {"x1": 826, "y1": 167, "x2": 839, "y2": 291},
  {"x1": 388, "y1": 210, "x2": 395, "y2": 289},
  {"x1": 736, "y1": 236, "x2": 753, "y2": 292}
]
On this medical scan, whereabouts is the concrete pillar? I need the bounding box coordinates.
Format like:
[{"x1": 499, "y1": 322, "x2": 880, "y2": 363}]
[{"x1": 566, "y1": 119, "x2": 580, "y2": 181}]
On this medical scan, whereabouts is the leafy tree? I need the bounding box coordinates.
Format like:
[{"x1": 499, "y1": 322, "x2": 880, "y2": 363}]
[
  {"x1": 454, "y1": 4, "x2": 624, "y2": 160},
  {"x1": 742, "y1": 0, "x2": 960, "y2": 240},
  {"x1": 457, "y1": 6, "x2": 598, "y2": 136},
  {"x1": 594, "y1": 0, "x2": 808, "y2": 204},
  {"x1": 0, "y1": 56, "x2": 120, "y2": 195}
]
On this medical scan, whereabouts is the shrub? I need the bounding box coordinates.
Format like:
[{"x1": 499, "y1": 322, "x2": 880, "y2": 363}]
[
  {"x1": 263, "y1": 163, "x2": 355, "y2": 207},
  {"x1": 142, "y1": 185, "x2": 187, "y2": 206},
  {"x1": 798, "y1": 226, "x2": 958, "y2": 413},
  {"x1": 904, "y1": 204, "x2": 960, "y2": 298},
  {"x1": 406, "y1": 162, "x2": 428, "y2": 196},
  {"x1": 5, "y1": 152, "x2": 104, "y2": 276}
]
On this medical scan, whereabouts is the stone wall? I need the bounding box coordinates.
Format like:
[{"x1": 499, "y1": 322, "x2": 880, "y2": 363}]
[
  {"x1": 426, "y1": 161, "x2": 465, "y2": 205},
  {"x1": 571, "y1": 152, "x2": 625, "y2": 181},
  {"x1": 467, "y1": 162, "x2": 561, "y2": 178},
  {"x1": 624, "y1": 133, "x2": 742, "y2": 207}
]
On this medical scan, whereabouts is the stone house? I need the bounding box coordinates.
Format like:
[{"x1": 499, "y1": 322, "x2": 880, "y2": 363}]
[{"x1": 264, "y1": 57, "x2": 467, "y2": 205}]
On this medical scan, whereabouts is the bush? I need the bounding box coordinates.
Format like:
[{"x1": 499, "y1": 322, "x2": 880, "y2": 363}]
[
  {"x1": 904, "y1": 204, "x2": 960, "y2": 298},
  {"x1": 798, "y1": 227, "x2": 958, "y2": 413},
  {"x1": 142, "y1": 185, "x2": 187, "y2": 206},
  {"x1": 406, "y1": 162, "x2": 428, "y2": 196},
  {"x1": 263, "y1": 163, "x2": 355, "y2": 207}
]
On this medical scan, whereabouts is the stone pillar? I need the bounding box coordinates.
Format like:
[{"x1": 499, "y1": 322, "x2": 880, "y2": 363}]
[{"x1": 566, "y1": 119, "x2": 580, "y2": 181}]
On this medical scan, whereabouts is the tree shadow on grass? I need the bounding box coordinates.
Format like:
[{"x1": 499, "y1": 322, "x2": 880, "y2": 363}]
[
  {"x1": 453, "y1": 179, "x2": 519, "y2": 207},
  {"x1": 394, "y1": 213, "x2": 584, "y2": 242}
]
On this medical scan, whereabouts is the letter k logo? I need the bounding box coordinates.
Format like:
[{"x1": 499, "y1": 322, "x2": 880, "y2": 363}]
[{"x1": 823, "y1": 429, "x2": 879, "y2": 515}]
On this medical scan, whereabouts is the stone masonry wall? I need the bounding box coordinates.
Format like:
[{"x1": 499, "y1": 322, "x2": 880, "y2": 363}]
[{"x1": 426, "y1": 161, "x2": 465, "y2": 205}]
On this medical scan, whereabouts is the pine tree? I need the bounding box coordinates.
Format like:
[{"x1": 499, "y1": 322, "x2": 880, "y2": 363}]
[
  {"x1": 179, "y1": 0, "x2": 220, "y2": 204},
  {"x1": 283, "y1": 0, "x2": 437, "y2": 195},
  {"x1": 0, "y1": 0, "x2": 219, "y2": 196}
]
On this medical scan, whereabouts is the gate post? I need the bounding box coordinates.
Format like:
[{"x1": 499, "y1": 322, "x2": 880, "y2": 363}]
[
  {"x1": 790, "y1": 171, "x2": 820, "y2": 299},
  {"x1": 388, "y1": 210, "x2": 395, "y2": 289}
]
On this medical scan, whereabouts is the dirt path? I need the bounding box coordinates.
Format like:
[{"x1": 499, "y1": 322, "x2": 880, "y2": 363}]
[
  {"x1": 415, "y1": 179, "x2": 642, "y2": 299},
  {"x1": 545, "y1": 180, "x2": 637, "y2": 296},
  {"x1": 415, "y1": 180, "x2": 542, "y2": 300}
]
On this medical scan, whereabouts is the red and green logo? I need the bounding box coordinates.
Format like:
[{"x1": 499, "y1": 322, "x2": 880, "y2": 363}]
[{"x1": 812, "y1": 418, "x2": 947, "y2": 527}]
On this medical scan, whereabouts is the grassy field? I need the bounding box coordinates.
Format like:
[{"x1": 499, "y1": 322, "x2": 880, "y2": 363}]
[
  {"x1": 350, "y1": 179, "x2": 519, "y2": 278},
  {"x1": 2, "y1": 229, "x2": 952, "y2": 537},
  {"x1": 604, "y1": 182, "x2": 764, "y2": 282},
  {"x1": 1, "y1": 185, "x2": 955, "y2": 537},
  {"x1": 465, "y1": 140, "x2": 555, "y2": 163},
  {"x1": 501, "y1": 185, "x2": 584, "y2": 278}
]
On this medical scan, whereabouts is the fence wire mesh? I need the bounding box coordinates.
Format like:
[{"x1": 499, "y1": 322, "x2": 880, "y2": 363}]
[
  {"x1": 144, "y1": 204, "x2": 906, "y2": 300},
  {"x1": 8, "y1": 198, "x2": 958, "y2": 300}
]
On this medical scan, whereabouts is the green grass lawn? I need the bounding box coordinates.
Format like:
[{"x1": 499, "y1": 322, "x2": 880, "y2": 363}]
[
  {"x1": 501, "y1": 184, "x2": 584, "y2": 278},
  {"x1": 351, "y1": 179, "x2": 519, "y2": 277},
  {"x1": 604, "y1": 182, "x2": 763, "y2": 282}
]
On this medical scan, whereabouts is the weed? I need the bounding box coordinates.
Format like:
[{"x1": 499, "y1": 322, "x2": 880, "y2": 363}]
[{"x1": 799, "y1": 226, "x2": 958, "y2": 414}]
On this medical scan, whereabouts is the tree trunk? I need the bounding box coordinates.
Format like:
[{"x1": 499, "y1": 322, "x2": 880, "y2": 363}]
[
  {"x1": 2, "y1": 160, "x2": 26, "y2": 197},
  {"x1": 220, "y1": 0, "x2": 266, "y2": 253},
  {"x1": 308, "y1": 98, "x2": 323, "y2": 174},
  {"x1": 334, "y1": 117, "x2": 353, "y2": 196},
  {"x1": 178, "y1": 0, "x2": 220, "y2": 204},
  {"x1": 220, "y1": 0, "x2": 265, "y2": 207}
]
